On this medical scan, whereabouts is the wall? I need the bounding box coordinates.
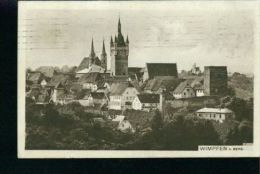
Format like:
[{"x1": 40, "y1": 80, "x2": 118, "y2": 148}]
[{"x1": 166, "y1": 96, "x2": 219, "y2": 109}]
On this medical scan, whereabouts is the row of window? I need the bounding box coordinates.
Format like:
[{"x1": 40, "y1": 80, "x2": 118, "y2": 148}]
[{"x1": 197, "y1": 113, "x2": 223, "y2": 119}]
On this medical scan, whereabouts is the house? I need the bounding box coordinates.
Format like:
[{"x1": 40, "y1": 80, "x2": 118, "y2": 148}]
[
  {"x1": 78, "y1": 72, "x2": 103, "y2": 92},
  {"x1": 112, "y1": 115, "x2": 135, "y2": 133},
  {"x1": 173, "y1": 80, "x2": 196, "y2": 99},
  {"x1": 195, "y1": 107, "x2": 234, "y2": 123},
  {"x1": 27, "y1": 71, "x2": 47, "y2": 87},
  {"x1": 50, "y1": 82, "x2": 66, "y2": 104},
  {"x1": 143, "y1": 63, "x2": 178, "y2": 81},
  {"x1": 88, "y1": 92, "x2": 108, "y2": 106},
  {"x1": 128, "y1": 67, "x2": 144, "y2": 81},
  {"x1": 46, "y1": 73, "x2": 71, "y2": 89},
  {"x1": 108, "y1": 82, "x2": 139, "y2": 110},
  {"x1": 132, "y1": 93, "x2": 161, "y2": 112}
]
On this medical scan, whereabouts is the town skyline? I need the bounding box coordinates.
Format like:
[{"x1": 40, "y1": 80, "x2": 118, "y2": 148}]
[{"x1": 19, "y1": 1, "x2": 257, "y2": 74}]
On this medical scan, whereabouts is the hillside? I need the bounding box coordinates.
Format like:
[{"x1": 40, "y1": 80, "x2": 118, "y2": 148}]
[{"x1": 228, "y1": 72, "x2": 253, "y2": 100}]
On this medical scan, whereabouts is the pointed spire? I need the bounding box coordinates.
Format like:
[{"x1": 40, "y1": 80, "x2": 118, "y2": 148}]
[
  {"x1": 110, "y1": 36, "x2": 114, "y2": 46},
  {"x1": 118, "y1": 16, "x2": 121, "y2": 34},
  {"x1": 126, "y1": 35, "x2": 129, "y2": 44},
  {"x1": 90, "y1": 38, "x2": 95, "y2": 58},
  {"x1": 101, "y1": 39, "x2": 106, "y2": 56}
]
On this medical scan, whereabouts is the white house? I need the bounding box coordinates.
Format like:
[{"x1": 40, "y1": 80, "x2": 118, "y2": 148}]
[
  {"x1": 108, "y1": 82, "x2": 139, "y2": 110},
  {"x1": 132, "y1": 93, "x2": 160, "y2": 112},
  {"x1": 195, "y1": 107, "x2": 234, "y2": 123},
  {"x1": 78, "y1": 73, "x2": 102, "y2": 92},
  {"x1": 173, "y1": 81, "x2": 195, "y2": 99},
  {"x1": 112, "y1": 115, "x2": 135, "y2": 133}
]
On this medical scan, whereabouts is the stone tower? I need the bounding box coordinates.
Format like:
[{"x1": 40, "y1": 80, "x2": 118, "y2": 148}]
[
  {"x1": 110, "y1": 17, "x2": 129, "y2": 76},
  {"x1": 100, "y1": 39, "x2": 107, "y2": 70},
  {"x1": 204, "y1": 66, "x2": 228, "y2": 96}
]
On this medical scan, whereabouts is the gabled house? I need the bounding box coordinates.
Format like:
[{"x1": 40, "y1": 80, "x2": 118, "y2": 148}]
[
  {"x1": 50, "y1": 82, "x2": 66, "y2": 104},
  {"x1": 132, "y1": 93, "x2": 161, "y2": 112},
  {"x1": 78, "y1": 72, "x2": 103, "y2": 92},
  {"x1": 173, "y1": 80, "x2": 196, "y2": 99},
  {"x1": 88, "y1": 92, "x2": 108, "y2": 107},
  {"x1": 27, "y1": 71, "x2": 48, "y2": 88},
  {"x1": 112, "y1": 115, "x2": 135, "y2": 133},
  {"x1": 46, "y1": 73, "x2": 71, "y2": 90},
  {"x1": 108, "y1": 82, "x2": 139, "y2": 110}
]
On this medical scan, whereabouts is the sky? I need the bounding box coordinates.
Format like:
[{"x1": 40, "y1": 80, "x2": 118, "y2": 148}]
[{"x1": 18, "y1": 1, "x2": 259, "y2": 74}]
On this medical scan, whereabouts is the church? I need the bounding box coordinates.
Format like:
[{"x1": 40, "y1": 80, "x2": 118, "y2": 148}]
[{"x1": 76, "y1": 17, "x2": 129, "y2": 76}]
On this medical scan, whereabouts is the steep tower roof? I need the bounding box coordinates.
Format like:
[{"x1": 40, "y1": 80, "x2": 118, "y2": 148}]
[
  {"x1": 118, "y1": 17, "x2": 121, "y2": 34},
  {"x1": 115, "y1": 17, "x2": 125, "y2": 46},
  {"x1": 101, "y1": 39, "x2": 107, "y2": 56},
  {"x1": 89, "y1": 38, "x2": 96, "y2": 58},
  {"x1": 110, "y1": 36, "x2": 114, "y2": 46},
  {"x1": 126, "y1": 35, "x2": 129, "y2": 44}
]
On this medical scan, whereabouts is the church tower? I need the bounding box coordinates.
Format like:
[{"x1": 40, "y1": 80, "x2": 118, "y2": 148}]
[
  {"x1": 89, "y1": 38, "x2": 96, "y2": 65},
  {"x1": 110, "y1": 17, "x2": 129, "y2": 76},
  {"x1": 100, "y1": 39, "x2": 107, "y2": 70}
]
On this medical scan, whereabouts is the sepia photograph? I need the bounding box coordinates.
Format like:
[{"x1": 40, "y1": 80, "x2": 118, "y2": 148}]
[{"x1": 18, "y1": 1, "x2": 260, "y2": 158}]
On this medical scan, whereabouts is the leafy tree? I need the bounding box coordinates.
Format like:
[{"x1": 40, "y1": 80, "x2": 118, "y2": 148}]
[
  {"x1": 151, "y1": 109, "x2": 163, "y2": 132},
  {"x1": 226, "y1": 120, "x2": 253, "y2": 145}
]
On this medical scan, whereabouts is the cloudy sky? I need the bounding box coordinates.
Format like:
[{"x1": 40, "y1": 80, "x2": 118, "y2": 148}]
[{"x1": 18, "y1": 1, "x2": 259, "y2": 74}]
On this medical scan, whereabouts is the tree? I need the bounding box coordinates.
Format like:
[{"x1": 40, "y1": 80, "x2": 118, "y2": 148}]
[
  {"x1": 151, "y1": 109, "x2": 163, "y2": 132},
  {"x1": 226, "y1": 120, "x2": 253, "y2": 145}
]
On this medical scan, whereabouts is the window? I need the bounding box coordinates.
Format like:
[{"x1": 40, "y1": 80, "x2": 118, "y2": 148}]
[
  {"x1": 187, "y1": 89, "x2": 190, "y2": 92},
  {"x1": 184, "y1": 92, "x2": 186, "y2": 96}
]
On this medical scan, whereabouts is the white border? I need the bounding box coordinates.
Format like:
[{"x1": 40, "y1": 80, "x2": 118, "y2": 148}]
[{"x1": 18, "y1": 1, "x2": 260, "y2": 158}]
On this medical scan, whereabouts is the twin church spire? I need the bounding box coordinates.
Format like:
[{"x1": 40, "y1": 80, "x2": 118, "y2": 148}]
[{"x1": 87, "y1": 17, "x2": 129, "y2": 74}]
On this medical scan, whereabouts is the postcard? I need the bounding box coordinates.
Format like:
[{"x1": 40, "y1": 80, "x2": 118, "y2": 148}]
[{"x1": 18, "y1": 1, "x2": 260, "y2": 158}]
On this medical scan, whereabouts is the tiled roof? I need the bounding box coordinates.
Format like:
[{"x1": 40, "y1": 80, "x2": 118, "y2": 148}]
[
  {"x1": 173, "y1": 80, "x2": 191, "y2": 94},
  {"x1": 110, "y1": 82, "x2": 134, "y2": 95},
  {"x1": 47, "y1": 74, "x2": 69, "y2": 87},
  {"x1": 137, "y1": 93, "x2": 160, "y2": 103},
  {"x1": 146, "y1": 63, "x2": 178, "y2": 79},
  {"x1": 144, "y1": 78, "x2": 182, "y2": 92},
  {"x1": 27, "y1": 72, "x2": 43, "y2": 84},
  {"x1": 76, "y1": 57, "x2": 91, "y2": 72},
  {"x1": 78, "y1": 72, "x2": 101, "y2": 84}
]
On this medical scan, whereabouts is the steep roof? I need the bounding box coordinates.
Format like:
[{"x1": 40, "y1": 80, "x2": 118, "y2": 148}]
[
  {"x1": 27, "y1": 72, "x2": 44, "y2": 84},
  {"x1": 76, "y1": 64, "x2": 105, "y2": 74},
  {"x1": 196, "y1": 107, "x2": 233, "y2": 114},
  {"x1": 77, "y1": 57, "x2": 91, "y2": 72},
  {"x1": 110, "y1": 82, "x2": 134, "y2": 95},
  {"x1": 78, "y1": 72, "x2": 101, "y2": 84},
  {"x1": 173, "y1": 80, "x2": 192, "y2": 94},
  {"x1": 146, "y1": 63, "x2": 178, "y2": 79},
  {"x1": 137, "y1": 94, "x2": 160, "y2": 103},
  {"x1": 47, "y1": 74, "x2": 69, "y2": 87},
  {"x1": 144, "y1": 78, "x2": 182, "y2": 92}
]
